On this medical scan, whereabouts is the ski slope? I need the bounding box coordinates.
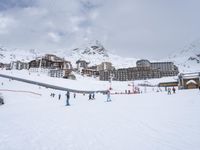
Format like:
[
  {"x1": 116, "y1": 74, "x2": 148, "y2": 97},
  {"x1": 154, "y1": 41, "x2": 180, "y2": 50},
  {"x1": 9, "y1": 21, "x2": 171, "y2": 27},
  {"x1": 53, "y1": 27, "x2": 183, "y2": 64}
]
[
  {"x1": 0, "y1": 70, "x2": 178, "y2": 94},
  {"x1": 0, "y1": 76, "x2": 200, "y2": 150}
]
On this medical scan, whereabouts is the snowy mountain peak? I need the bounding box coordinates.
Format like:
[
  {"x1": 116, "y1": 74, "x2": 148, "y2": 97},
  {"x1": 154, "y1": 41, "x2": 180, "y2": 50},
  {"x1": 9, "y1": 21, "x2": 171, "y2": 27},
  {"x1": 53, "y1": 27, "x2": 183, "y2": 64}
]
[
  {"x1": 72, "y1": 40, "x2": 109, "y2": 57},
  {"x1": 168, "y1": 39, "x2": 200, "y2": 72}
]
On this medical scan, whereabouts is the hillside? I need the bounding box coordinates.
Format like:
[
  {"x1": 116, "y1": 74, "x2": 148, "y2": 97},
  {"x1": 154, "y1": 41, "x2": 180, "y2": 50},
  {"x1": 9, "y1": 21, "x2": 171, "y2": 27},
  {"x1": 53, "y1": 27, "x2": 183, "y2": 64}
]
[
  {"x1": 168, "y1": 40, "x2": 200, "y2": 72},
  {"x1": 1, "y1": 76, "x2": 200, "y2": 150}
]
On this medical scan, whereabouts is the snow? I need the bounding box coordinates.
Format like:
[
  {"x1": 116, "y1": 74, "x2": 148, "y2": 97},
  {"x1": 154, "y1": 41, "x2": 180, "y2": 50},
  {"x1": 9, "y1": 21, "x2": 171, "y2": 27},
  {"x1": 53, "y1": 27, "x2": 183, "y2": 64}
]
[
  {"x1": 0, "y1": 70, "x2": 178, "y2": 93},
  {"x1": 1, "y1": 74, "x2": 200, "y2": 150},
  {"x1": 167, "y1": 40, "x2": 200, "y2": 73},
  {"x1": 186, "y1": 80, "x2": 197, "y2": 85},
  {"x1": 0, "y1": 70, "x2": 108, "y2": 91}
]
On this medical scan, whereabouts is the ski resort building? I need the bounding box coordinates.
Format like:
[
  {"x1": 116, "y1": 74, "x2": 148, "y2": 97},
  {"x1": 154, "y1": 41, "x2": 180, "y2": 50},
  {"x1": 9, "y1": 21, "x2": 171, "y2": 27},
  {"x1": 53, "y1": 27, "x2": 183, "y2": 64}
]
[
  {"x1": 81, "y1": 69, "x2": 99, "y2": 77},
  {"x1": 48, "y1": 69, "x2": 74, "y2": 79},
  {"x1": 29, "y1": 54, "x2": 72, "y2": 70},
  {"x1": 97, "y1": 62, "x2": 113, "y2": 71},
  {"x1": 178, "y1": 72, "x2": 200, "y2": 89},
  {"x1": 10, "y1": 61, "x2": 29, "y2": 70},
  {"x1": 76, "y1": 60, "x2": 89, "y2": 71},
  {"x1": 99, "y1": 59, "x2": 179, "y2": 81},
  {"x1": 28, "y1": 54, "x2": 73, "y2": 79}
]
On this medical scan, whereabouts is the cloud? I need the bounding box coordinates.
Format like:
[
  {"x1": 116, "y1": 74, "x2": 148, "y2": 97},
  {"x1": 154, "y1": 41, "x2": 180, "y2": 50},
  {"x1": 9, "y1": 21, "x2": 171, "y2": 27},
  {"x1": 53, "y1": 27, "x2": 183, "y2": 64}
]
[
  {"x1": 0, "y1": 0, "x2": 200, "y2": 59},
  {"x1": 0, "y1": 15, "x2": 15, "y2": 34},
  {"x1": 0, "y1": 0, "x2": 35, "y2": 10},
  {"x1": 48, "y1": 32, "x2": 60, "y2": 43}
]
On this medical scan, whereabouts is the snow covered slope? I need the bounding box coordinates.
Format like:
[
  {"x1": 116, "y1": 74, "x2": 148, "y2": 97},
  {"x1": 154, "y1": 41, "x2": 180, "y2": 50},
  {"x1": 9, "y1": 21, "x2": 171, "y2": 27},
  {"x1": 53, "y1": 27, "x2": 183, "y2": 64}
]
[
  {"x1": 168, "y1": 40, "x2": 200, "y2": 72},
  {"x1": 0, "y1": 47, "x2": 38, "y2": 63},
  {"x1": 0, "y1": 76, "x2": 200, "y2": 150}
]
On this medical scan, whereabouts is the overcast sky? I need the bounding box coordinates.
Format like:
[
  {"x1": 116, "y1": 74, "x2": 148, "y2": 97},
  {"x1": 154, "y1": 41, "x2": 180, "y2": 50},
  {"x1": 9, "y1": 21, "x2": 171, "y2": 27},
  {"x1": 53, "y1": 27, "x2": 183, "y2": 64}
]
[{"x1": 0, "y1": 0, "x2": 200, "y2": 59}]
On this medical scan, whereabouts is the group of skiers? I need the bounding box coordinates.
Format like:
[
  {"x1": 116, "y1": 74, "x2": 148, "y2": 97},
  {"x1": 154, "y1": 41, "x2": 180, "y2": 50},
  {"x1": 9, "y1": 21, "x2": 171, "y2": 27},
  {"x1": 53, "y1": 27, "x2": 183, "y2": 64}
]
[
  {"x1": 65, "y1": 91, "x2": 111, "y2": 106},
  {"x1": 50, "y1": 90, "x2": 112, "y2": 106},
  {"x1": 88, "y1": 93, "x2": 95, "y2": 100},
  {"x1": 167, "y1": 87, "x2": 176, "y2": 95}
]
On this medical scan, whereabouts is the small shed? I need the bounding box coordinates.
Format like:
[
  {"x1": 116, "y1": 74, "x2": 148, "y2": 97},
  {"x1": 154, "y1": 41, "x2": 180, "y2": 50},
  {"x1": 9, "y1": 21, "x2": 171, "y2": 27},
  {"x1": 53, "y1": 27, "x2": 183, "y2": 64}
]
[{"x1": 186, "y1": 80, "x2": 198, "y2": 89}]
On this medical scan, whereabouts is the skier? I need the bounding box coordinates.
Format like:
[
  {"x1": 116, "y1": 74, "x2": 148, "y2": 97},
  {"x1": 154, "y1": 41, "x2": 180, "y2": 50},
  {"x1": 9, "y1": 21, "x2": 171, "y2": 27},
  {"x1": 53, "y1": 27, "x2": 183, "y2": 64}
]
[
  {"x1": 168, "y1": 88, "x2": 171, "y2": 95},
  {"x1": 172, "y1": 87, "x2": 176, "y2": 94},
  {"x1": 58, "y1": 94, "x2": 61, "y2": 100},
  {"x1": 92, "y1": 93, "x2": 95, "y2": 99},
  {"x1": 107, "y1": 90, "x2": 111, "y2": 102},
  {"x1": 65, "y1": 91, "x2": 70, "y2": 106},
  {"x1": 74, "y1": 93, "x2": 76, "y2": 99},
  {"x1": 88, "y1": 93, "x2": 92, "y2": 100},
  {"x1": 0, "y1": 97, "x2": 4, "y2": 105}
]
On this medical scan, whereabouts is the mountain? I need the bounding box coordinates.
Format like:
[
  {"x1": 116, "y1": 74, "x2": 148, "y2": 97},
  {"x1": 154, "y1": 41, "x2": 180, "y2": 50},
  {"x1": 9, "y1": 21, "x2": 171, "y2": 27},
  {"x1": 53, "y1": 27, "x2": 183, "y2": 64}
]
[
  {"x1": 0, "y1": 41, "x2": 137, "y2": 68},
  {"x1": 0, "y1": 47, "x2": 39, "y2": 63},
  {"x1": 64, "y1": 40, "x2": 137, "y2": 68},
  {"x1": 167, "y1": 40, "x2": 200, "y2": 72},
  {"x1": 1, "y1": 40, "x2": 200, "y2": 72}
]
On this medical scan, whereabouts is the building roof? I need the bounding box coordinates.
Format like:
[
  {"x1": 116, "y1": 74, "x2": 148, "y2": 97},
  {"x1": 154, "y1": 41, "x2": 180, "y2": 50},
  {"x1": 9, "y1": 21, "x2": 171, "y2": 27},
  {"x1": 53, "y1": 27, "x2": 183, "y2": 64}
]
[
  {"x1": 179, "y1": 72, "x2": 200, "y2": 79},
  {"x1": 186, "y1": 80, "x2": 197, "y2": 85},
  {"x1": 76, "y1": 60, "x2": 89, "y2": 64}
]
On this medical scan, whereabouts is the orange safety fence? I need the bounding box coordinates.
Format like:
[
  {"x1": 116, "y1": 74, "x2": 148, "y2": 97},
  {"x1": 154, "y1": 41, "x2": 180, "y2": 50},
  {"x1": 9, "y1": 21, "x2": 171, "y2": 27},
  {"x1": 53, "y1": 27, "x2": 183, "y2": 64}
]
[{"x1": 0, "y1": 89, "x2": 42, "y2": 96}]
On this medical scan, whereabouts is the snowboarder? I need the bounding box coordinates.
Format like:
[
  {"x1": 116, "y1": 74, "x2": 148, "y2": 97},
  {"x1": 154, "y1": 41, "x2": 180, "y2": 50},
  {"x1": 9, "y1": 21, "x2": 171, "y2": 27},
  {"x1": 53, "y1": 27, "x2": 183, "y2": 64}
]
[
  {"x1": 58, "y1": 94, "x2": 61, "y2": 100},
  {"x1": 168, "y1": 88, "x2": 171, "y2": 95},
  {"x1": 65, "y1": 91, "x2": 70, "y2": 106},
  {"x1": 107, "y1": 91, "x2": 111, "y2": 102},
  {"x1": 172, "y1": 87, "x2": 176, "y2": 94}
]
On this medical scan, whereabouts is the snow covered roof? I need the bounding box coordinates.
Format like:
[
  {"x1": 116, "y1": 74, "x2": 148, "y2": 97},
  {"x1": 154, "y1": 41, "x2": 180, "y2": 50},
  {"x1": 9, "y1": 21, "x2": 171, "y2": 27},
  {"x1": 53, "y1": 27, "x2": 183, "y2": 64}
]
[
  {"x1": 186, "y1": 80, "x2": 197, "y2": 85},
  {"x1": 179, "y1": 72, "x2": 200, "y2": 79}
]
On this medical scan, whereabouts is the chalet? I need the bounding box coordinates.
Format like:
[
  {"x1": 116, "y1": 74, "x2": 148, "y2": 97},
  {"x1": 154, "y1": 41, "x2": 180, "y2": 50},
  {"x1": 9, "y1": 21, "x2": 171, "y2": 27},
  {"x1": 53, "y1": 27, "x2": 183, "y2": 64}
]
[
  {"x1": 186, "y1": 80, "x2": 198, "y2": 89},
  {"x1": 48, "y1": 69, "x2": 73, "y2": 79},
  {"x1": 81, "y1": 68, "x2": 99, "y2": 77},
  {"x1": 3, "y1": 63, "x2": 11, "y2": 70},
  {"x1": 97, "y1": 62, "x2": 113, "y2": 71},
  {"x1": 29, "y1": 54, "x2": 72, "y2": 70},
  {"x1": 10, "y1": 61, "x2": 29, "y2": 70},
  {"x1": 44, "y1": 54, "x2": 63, "y2": 62},
  {"x1": 28, "y1": 54, "x2": 73, "y2": 78},
  {"x1": 178, "y1": 72, "x2": 200, "y2": 89},
  {"x1": 76, "y1": 60, "x2": 89, "y2": 71}
]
